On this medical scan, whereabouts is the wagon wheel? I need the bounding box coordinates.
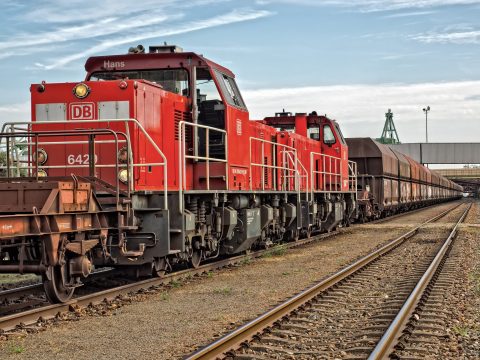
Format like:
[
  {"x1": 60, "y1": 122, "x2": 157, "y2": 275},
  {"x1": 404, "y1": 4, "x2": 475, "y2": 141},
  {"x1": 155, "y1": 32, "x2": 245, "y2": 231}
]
[
  {"x1": 189, "y1": 250, "x2": 203, "y2": 269},
  {"x1": 43, "y1": 264, "x2": 74, "y2": 303},
  {"x1": 306, "y1": 226, "x2": 312, "y2": 238},
  {"x1": 153, "y1": 257, "x2": 168, "y2": 278}
]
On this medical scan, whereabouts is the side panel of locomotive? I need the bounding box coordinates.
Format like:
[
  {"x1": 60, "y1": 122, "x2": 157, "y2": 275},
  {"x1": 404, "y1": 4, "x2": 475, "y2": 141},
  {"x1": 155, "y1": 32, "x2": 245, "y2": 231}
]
[{"x1": 30, "y1": 80, "x2": 189, "y2": 192}]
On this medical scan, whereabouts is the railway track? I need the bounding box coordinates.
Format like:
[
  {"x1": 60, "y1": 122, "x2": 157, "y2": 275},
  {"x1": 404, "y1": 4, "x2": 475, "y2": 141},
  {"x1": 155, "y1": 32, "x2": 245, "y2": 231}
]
[
  {"x1": 185, "y1": 202, "x2": 471, "y2": 359},
  {"x1": 0, "y1": 228, "x2": 346, "y2": 332},
  {"x1": 0, "y1": 200, "x2": 463, "y2": 335}
]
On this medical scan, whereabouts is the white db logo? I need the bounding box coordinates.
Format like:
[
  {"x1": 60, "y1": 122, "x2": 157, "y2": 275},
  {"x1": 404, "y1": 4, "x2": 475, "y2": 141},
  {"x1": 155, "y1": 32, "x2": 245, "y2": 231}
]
[{"x1": 70, "y1": 103, "x2": 95, "y2": 120}]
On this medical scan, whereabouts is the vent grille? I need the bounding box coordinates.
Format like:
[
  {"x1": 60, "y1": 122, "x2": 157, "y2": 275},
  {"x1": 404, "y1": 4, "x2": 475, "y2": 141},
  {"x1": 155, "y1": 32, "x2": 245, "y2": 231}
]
[
  {"x1": 174, "y1": 110, "x2": 192, "y2": 141},
  {"x1": 264, "y1": 156, "x2": 269, "y2": 187}
]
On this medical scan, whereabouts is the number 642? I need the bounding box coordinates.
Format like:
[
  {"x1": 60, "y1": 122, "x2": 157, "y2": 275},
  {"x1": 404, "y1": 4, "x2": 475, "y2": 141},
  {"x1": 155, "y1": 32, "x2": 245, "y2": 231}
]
[{"x1": 67, "y1": 154, "x2": 98, "y2": 165}]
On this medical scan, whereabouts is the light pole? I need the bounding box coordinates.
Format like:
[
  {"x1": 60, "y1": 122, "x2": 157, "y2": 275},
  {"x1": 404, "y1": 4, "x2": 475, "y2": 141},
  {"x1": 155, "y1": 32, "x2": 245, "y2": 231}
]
[{"x1": 423, "y1": 106, "x2": 430, "y2": 143}]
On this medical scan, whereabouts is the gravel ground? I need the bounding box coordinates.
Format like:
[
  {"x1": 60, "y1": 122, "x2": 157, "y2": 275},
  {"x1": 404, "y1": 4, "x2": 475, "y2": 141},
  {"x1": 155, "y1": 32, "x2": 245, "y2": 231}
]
[
  {"x1": 0, "y1": 225, "x2": 411, "y2": 359},
  {"x1": 465, "y1": 200, "x2": 480, "y2": 224},
  {"x1": 454, "y1": 201, "x2": 480, "y2": 357},
  {"x1": 0, "y1": 200, "x2": 473, "y2": 359},
  {"x1": 384, "y1": 201, "x2": 462, "y2": 225},
  {"x1": 240, "y1": 227, "x2": 450, "y2": 359},
  {"x1": 391, "y1": 226, "x2": 480, "y2": 359}
]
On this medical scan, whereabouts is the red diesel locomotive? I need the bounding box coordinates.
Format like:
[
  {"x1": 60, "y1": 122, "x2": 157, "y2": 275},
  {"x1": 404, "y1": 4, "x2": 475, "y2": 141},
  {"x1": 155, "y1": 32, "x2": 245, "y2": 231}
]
[{"x1": 0, "y1": 45, "x2": 459, "y2": 303}]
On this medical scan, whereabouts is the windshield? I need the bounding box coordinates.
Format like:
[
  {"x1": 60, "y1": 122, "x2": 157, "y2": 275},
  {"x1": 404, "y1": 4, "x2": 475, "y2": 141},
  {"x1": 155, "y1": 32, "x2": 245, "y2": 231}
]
[
  {"x1": 89, "y1": 69, "x2": 189, "y2": 95},
  {"x1": 323, "y1": 125, "x2": 336, "y2": 144},
  {"x1": 334, "y1": 122, "x2": 346, "y2": 144},
  {"x1": 214, "y1": 70, "x2": 247, "y2": 110}
]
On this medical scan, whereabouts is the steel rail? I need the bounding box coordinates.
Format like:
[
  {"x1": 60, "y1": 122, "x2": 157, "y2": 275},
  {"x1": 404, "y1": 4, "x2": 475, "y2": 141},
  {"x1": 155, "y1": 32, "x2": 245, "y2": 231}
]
[
  {"x1": 371, "y1": 199, "x2": 462, "y2": 224},
  {"x1": 0, "y1": 268, "x2": 119, "y2": 316},
  {"x1": 368, "y1": 202, "x2": 472, "y2": 359},
  {"x1": 0, "y1": 230, "x2": 343, "y2": 332},
  {"x1": 184, "y1": 202, "x2": 463, "y2": 360},
  {"x1": 0, "y1": 283, "x2": 43, "y2": 303}
]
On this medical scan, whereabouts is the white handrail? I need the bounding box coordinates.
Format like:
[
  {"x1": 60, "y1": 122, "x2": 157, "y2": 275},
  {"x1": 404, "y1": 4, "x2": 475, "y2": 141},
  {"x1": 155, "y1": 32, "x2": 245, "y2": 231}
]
[
  {"x1": 0, "y1": 118, "x2": 168, "y2": 209},
  {"x1": 282, "y1": 149, "x2": 310, "y2": 203},
  {"x1": 348, "y1": 160, "x2": 358, "y2": 193},
  {"x1": 249, "y1": 137, "x2": 297, "y2": 192},
  {"x1": 178, "y1": 121, "x2": 228, "y2": 213},
  {"x1": 310, "y1": 152, "x2": 357, "y2": 196}
]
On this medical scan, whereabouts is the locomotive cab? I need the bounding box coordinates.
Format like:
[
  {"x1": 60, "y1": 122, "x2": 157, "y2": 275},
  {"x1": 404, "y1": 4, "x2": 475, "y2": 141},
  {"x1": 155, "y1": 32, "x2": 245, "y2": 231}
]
[
  {"x1": 263, "y1": 112, "x2": 351, "y2": 193},
  {"x1": 86, "y1": 45, "x2": 250, "y2": 191}
]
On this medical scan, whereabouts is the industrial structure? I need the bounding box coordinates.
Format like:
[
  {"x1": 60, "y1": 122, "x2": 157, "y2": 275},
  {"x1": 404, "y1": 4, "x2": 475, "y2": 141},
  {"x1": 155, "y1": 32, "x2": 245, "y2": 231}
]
[{"x1": 376, "y1": 109, "x2": 400, "y2": 145}]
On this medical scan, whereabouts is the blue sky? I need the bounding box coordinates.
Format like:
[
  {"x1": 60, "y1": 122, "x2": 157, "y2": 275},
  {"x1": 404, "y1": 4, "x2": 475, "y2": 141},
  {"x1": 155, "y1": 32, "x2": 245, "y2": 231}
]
[{"x1": 1, "y1": 0, "x2": 480, "y2": 142}]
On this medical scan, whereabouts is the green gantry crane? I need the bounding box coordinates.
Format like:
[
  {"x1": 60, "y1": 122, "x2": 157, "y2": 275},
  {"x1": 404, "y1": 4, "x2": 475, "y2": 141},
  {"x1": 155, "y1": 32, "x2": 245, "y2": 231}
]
[{"x1": 376, "y1": 109, "x2": 401, "y2": 145}]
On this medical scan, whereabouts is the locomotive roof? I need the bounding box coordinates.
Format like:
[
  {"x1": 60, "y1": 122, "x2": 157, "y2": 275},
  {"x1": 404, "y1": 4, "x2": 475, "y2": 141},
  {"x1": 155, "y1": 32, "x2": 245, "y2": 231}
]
[
  {"x1": 84, "y1": 51, "x2": 235, "y2": 78},
  {"x1": 262, "y1": 114, "x2": 334, "y2": 126}
]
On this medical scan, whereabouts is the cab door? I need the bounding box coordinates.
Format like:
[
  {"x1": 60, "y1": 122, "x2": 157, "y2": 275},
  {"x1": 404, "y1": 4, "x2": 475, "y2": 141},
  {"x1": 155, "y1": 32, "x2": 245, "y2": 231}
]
[{"x1": 320, "y1": 119, "x2": 349, "y2": 192}]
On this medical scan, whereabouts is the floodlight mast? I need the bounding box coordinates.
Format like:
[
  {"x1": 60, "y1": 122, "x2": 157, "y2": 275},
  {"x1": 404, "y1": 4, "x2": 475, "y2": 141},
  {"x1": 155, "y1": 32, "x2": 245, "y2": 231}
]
[{"x1": 423, "y1": 106, "x2": 430, "y2": 143}]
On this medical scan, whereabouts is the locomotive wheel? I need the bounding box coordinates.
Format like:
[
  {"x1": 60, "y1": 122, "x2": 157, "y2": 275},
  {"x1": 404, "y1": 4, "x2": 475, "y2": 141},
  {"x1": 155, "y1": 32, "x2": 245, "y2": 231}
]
[
  {"x1": 43, "y1": 264, "x2": 74, "y2": 303},
  {"x1": 306, "y1": 226, "x2": 312, "y2": 238},
  {"x1": 189, "y1": 250, "x2": 203, "y2": 269},
  {"x1": 153, "y1": 257, "x2": 168, "y2": 278}
]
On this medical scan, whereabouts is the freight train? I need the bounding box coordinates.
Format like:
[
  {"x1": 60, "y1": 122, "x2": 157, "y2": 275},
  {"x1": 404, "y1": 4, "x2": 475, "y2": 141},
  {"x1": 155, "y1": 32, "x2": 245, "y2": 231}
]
[
  {"x1": 0, "y1": 45, "x2": 462, "y2": 303},
  {"x1": 347, "y1": 138, "x2": 463, "y2": 221}
]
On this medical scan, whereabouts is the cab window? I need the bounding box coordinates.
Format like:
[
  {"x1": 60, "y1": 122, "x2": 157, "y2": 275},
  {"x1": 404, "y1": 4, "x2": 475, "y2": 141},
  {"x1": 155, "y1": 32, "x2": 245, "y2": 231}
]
[
  {"x1": 89, "y1": 69, "x2": 189, "y2": 95},
  {"x1": 323, "y1": 125, "x2": 336, "y2": 145},
  {"x1": 308, "y1": 126, "x2": 320, "y2": 140},
  {"x1": 214, "y1": 70, "x2": 247, "y2": 110},
  {"x1": 196, "y1": 68, "x2": 222, "y2": 103}
]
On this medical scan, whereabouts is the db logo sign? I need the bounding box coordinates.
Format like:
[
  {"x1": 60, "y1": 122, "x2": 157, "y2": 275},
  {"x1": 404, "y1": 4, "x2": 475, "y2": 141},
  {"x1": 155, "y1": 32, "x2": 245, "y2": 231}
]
[{"x1": 70, "y1": 102, "x2": 95, "y2": 120}]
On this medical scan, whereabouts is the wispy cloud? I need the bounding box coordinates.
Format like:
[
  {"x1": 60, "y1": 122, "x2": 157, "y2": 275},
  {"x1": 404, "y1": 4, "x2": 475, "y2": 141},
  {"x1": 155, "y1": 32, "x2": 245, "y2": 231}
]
[
  {"x1": 257, "y1": 0, "x2": 480, "y2": 12},
  {"x1": 20, "y1": 0, "x2": 224, "y2": 24},
  {"x1": 412, "y1": 29, "x2": 480, "y2": 43},
  {"x1": 0, "y1": 15, "x2": 174, "y2": 52},
  {"x1": 384, "y1": 10, "x2": 436, "y2": 18},
  {"x1": 243, "y1": 81, "x2": 480, "y2": 142},
  {"x1": 380, "y1": 51, "x2": 431, "y2": 60},
  {"x1": 35, "y1": 8, "x2": 273, "y2": 70}
]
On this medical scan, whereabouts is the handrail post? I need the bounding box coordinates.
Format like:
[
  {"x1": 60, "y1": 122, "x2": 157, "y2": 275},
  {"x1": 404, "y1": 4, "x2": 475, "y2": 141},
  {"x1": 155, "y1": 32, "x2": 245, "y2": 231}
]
[
  {"x1": 323, "y1": 155, "x2": 326, "y2": 191},
  {"x1": 34, "y1": 134, "x2": 39, "y2": 179},
  {"x1": 225, "y1": 131, "x2": 228, "y2": 189},
  {"x1": 311, "y1": 153, "x2": 315, "y2": 199},
  {"x1": 179, "y1": 121, "x2": 184, "y2": 214},
  {"x1": 249, "y1": 137, "x2": 253, "y2": 190},
  {"x1": 6, "y1": 137, "x2": 11, "y2": 178},
  {"x1": 261, "y1": 141, "x2": 265, "y2": 191},
  {"x1": 206, "y1": 128, "x2": 210, "y2": 190},
  {"x1": 88, "y1": 134, "x2": 96, "y2": 178},
  {"x1": 273, "y1": 143, "x2": 277, "y2": 191}
]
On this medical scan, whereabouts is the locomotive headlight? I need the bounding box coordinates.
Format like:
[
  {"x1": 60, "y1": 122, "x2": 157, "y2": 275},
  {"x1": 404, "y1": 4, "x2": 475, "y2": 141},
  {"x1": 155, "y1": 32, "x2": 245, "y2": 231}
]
[
  {"x1": 36, "y1": 169, "x2": 48, "y2": 177},
  {"x1": 34, "y1": 148, "x2": 48, "y2": 165},
  {"x1": 118, "y1": 169, "x2": 129, "y2": 184},
  {"x1": 73, "y1": 83, "x2": 90, "y2": 99},
  {"x1": 117, "y1": 146, "x2": 128, "y2": 163}
]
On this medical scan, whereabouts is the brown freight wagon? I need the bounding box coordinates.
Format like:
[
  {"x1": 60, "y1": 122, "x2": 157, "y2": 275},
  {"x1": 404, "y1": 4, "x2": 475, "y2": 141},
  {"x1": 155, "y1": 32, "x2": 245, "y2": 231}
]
[{"x1": 346, "y1": 138, "x2": 462, "y2": 221}]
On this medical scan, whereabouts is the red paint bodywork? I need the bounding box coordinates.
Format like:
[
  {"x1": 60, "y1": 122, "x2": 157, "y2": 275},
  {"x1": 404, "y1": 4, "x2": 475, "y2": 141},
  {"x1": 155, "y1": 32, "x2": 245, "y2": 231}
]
[{"x1": 30, "y1": 51, "x2": 349, "y2": 195}]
